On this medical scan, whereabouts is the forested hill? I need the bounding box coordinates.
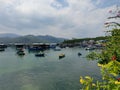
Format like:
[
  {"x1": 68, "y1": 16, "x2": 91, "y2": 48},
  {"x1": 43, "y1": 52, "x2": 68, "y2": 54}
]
[{"x1": 63, "y1": 36, "x2": 107, "y2": 43}]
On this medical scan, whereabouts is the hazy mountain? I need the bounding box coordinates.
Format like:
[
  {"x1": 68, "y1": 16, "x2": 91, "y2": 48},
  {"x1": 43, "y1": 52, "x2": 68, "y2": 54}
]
[
  {"x1": 37, "y1": 35, "x2": 65, "y2": 43},
  {"x1": 0, "y1": 33, "x2": 20, "y2": 38},
  {"x1": 0, "y1": 34, "x2": 66, "y2": 44}
]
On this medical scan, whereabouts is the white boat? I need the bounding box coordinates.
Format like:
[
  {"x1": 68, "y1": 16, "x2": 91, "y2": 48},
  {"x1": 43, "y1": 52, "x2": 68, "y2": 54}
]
[
  {"x1": 54, "y1": 47, "x2": 61, "y2": 51},
  {"x1": 59, "y1": 53, "x2": 65, "y2": 59}
]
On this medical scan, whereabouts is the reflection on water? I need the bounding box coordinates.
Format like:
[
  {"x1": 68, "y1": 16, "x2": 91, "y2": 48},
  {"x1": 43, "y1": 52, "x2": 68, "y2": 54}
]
[{"x1": 0, "y1": 47, "x2": 101, "y2": 90}]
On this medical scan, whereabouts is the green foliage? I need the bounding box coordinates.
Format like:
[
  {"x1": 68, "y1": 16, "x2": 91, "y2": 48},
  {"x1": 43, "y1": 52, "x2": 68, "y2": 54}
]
[
  {"x1": 86, "y1": 52, "x2": 99, "y2": 60},
  {"x1": 86, "y1": 28, "x2": 120, "y2": 64},
  {"x1": 80, "y1": 74, "x2": 120, "y2": 90},
  {"x1": 80, "y1": 7, "x2": 120, "y2": 90}
]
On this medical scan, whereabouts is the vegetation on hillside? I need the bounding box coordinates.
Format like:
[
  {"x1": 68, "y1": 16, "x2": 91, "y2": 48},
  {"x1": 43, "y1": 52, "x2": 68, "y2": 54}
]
[{"x1": 63, "y1": 36, "x2": 107, "y2": 44}]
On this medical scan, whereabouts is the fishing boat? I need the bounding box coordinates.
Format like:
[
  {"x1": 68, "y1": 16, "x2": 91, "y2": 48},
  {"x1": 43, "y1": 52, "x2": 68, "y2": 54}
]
[{"x1": 59, "y1": 53, "x2": 65, "y2": 59}]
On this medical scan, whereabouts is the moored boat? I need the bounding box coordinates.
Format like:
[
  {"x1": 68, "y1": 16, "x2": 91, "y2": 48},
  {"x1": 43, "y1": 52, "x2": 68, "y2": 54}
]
[
  {"x1": 54, "y1": 47, "x2": 61, "y2": 51},
  {"x1": 85, "y1": 47, "x2": 95, "y2": 50},
  {"x1": 0, "y1": 44, "x2": 6, "y2": 51},
  {"x1": 59, "y1": 53, "x2": 65, "y2": 59},
  {"x1": 35, "y1": 52, "x2": 45, "y2": 57},
  {"x1": 17, "y1": 49, "x2": 25, "y2": 55},
  {"x1": 78, "y1": 52, "x2": 82, "y2": 56}
]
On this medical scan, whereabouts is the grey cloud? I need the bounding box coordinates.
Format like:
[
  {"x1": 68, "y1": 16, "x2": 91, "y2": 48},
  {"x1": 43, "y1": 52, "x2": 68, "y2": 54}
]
[
  {"x1": 0, "y1": 0, "x2": 118, "y2": 38},
  {"x1": 51, "y1": 0, "x2": 69, "y2": 10}
]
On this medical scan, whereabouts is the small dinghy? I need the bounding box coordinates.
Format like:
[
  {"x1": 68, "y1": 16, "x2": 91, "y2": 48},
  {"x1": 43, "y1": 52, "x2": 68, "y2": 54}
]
[
  {"x1": 78, "y1": 52, "x2": 82, "y2": 56},
  {"x1": 59, "y1": 53, "x2": 65, "y2": 59},
  {"x1": 35, "y1": 52, "x2": 45, "y2": 57}
]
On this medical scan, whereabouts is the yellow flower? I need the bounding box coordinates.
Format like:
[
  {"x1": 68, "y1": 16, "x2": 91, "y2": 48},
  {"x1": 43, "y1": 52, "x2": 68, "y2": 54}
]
[
  {"x1": 80, "y1": 77, "x2": 84, "y2": 84},
  {"x1": 97, "y1": 63, "x2": 104, "y2": 67},
  {"x1": 85, "y1": 76, "x2": 91, "y2": 79},
  {"x1": 102, "y1": 77, "x2": 105, "y2": 80},
  {"x1": 92, "y1": 83, "x2": 96, "y2": 87},
  {"x1": 97, "y1": 63, "x2": 102, "y2": 67},
  {"x1": 111, "y1": 73, "x2": 117, "y2": 76},
  {"x1": 115, "y1": 81, "x2": 120, "y2": 84}
]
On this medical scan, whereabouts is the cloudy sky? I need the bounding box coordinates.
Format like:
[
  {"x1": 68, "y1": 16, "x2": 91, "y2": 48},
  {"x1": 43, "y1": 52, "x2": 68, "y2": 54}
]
[{"x1": 0, "y1": 0, "x2": 119, "y2": 38}]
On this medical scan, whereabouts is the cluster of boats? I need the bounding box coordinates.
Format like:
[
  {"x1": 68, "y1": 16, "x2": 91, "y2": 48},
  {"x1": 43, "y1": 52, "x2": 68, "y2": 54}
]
[
  {"x1": 0, "y1": 43, "x2": 82, "y2": 59},
  {"x1": 16, "y1": 49, "x2": 45, "y2": 57},
  {"x1": 16, "y1": 49, "x2": 66, "y2": 59},
  {"x1": 16, "y1": 48, "x2": 82, "y2": 60}
]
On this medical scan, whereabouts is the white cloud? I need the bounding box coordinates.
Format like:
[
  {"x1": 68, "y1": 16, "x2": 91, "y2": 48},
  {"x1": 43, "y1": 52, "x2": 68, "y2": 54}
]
[{"x1": 0, "y1": 0, "x2": 118, "y2": 38}]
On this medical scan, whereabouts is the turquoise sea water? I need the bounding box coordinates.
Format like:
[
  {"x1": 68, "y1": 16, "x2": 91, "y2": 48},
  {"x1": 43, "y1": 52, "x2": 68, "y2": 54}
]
[{"x1": 0, "y1": 47, "x2": 101, "y2": 90}]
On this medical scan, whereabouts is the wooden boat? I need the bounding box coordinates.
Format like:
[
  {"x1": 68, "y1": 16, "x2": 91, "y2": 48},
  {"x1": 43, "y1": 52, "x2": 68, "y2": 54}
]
[{"x1": 59, "y1": 54, "x2": 65, "y2": 59}]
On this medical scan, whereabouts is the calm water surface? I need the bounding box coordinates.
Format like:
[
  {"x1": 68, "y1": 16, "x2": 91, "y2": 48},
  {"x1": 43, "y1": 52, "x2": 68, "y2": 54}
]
[{"x1": 0, "y1": 47, "x2": 101, "y2": 90}]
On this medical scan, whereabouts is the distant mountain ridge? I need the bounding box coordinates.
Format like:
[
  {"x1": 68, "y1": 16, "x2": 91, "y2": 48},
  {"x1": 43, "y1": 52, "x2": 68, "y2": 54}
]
[{"x1": 0, "y1": 33, "x2": 66, "y2": 43}]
